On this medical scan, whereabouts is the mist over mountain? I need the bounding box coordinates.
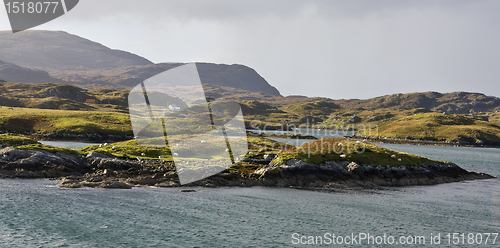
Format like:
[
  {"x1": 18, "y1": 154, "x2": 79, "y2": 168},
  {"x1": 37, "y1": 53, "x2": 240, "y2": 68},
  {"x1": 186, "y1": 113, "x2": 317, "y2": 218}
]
[
  {"x1": 0, "y1": 30, "x2": 282, "y2": 96},
  {"x1": 0, "y1": 30, "x2": 153, "y2": 72}
]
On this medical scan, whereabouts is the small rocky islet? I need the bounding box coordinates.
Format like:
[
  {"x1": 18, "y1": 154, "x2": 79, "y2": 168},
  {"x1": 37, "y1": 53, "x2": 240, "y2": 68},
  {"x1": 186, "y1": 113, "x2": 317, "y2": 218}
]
[{"x1": 0, "y1": 136, "x2": 493, "y2": 190}]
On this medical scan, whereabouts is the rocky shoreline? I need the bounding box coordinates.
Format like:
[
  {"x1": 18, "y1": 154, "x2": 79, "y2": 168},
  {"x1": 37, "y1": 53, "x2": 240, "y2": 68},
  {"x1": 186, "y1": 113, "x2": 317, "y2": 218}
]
[
  {"x1": 0, "y1": 147, "x2": 493, "y2": 190},
  {"x1": 352, "y1": 135, "x2": 500, "y2": 148}
]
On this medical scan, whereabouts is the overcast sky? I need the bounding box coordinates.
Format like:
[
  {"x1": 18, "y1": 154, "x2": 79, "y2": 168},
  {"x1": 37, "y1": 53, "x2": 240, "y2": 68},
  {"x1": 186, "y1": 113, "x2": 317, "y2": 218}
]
[{"x1": 1, "y1": 0, "x2": 500, "y2": 99}]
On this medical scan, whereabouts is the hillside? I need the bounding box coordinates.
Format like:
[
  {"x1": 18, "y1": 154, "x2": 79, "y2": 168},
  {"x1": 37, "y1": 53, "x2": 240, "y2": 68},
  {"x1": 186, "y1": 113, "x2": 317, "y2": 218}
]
[
  {"x1": 0, "y1": 82, "x2": 130, "y2": 111},
  {"x1": 0, "y1": 30, "x2": 153, "y2": 72},
  {"x1": 334, "y1": 91, "x2": 500, "y2": 114},
  {"x1": 1, "y1": 81, "x2": 500, "y2": 145},
  {"x1": 56, "y1": 62, "x2": 282, "y2": 95},
  {"x1": 365, "y1": 113, "x2": 500, "y2": 144},
  {"x1": 0, "y1": 108, "x2": 132, "y2": 136},
  {"x1": 0, "y1": 60, "x2": 64, "y2": 84},
  {"x1": 0, "y1": 31, "x2": 282, "y2": 96}
]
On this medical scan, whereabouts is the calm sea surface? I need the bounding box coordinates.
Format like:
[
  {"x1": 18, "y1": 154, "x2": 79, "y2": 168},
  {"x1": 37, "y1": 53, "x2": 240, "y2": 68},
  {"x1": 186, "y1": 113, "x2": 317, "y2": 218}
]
[
  {"x1": 1, "y1": 143, "x2": 500, "y2": 247},
  {"x1": 39, "y1": 141, "x2": 100, "y2": 149}
]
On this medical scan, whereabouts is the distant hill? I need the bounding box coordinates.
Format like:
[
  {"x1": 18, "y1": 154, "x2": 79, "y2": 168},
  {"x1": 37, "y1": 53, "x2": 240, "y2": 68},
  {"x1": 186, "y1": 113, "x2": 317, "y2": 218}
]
[
  {"x1": 334, "y1": 91, "x2": 500, "y2": 114},
  {"x1": 369, "y1": 112, "x2": 500, "y2": 143},
  {"x1": 197, "y1": 63, "x2": 281, "y2": 96},
  {"x1": 0, "y1": 82, "x2": 97, "y2": 110},
  {"x1": 0, "y1": 60, "x2": 64, "y2": 84},
  {"x1": 0, "y1": 30, "x2": 282, "y2": 96},
  {"x1": 0, "y1": 30, "x2": 153, "y2": 72},
  {"x1": 55, "y1": 62, "x2": 282, "y2": 96}
]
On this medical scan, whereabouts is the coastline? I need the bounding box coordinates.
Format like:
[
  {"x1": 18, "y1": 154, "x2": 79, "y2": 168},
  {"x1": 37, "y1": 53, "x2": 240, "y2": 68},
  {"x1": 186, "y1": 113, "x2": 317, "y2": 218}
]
[
  {"x1": 247, "y1": 129, "x2": 500, "y2": 149},
  {"x1": 0, "y1": 146, "x2": 493, "y2": 190},
  {"x1": 352, "y1": 135, "x2": 500, "y2": 149},
  {"x1": 0, "y1": 130, "x2": 133, "y2": 143}
]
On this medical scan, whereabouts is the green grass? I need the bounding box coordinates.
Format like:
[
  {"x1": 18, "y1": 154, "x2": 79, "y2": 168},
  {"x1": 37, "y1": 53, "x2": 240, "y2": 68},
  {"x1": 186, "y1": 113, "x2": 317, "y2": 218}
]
[
  {"x1": 227, "y1": 162, "x2": 264, "y2": 174},
  {"x1": 1, "y1": 132, "x2": 444, "y2": 175},
  {"x1": 0, "y1": 133, "x2": 39, "y2": 146},
  {"x1": 0, "y1": 133, "x2": 81, "y2": 155},
  {"x1": 0, "y1": 107, "x2": 133, "y2": 135},
  {"x1": 16, "y1": 143, "x2": 83, "y2": 155},
  {"x1": 80, "y1": 139, "x2": 173, "y2": 160},
  {"x1": 368, "y1": 113, "x2": 500, "y2": 142},
  {"x1": 0, "y1": 82, "x2": 130, "y2": 112},
  {"x1": 274, "y1": 138, "x2": 442, "y2": 166},
  {"x1": 284, "y1": 100, "x2": 339, "y2": 116}
]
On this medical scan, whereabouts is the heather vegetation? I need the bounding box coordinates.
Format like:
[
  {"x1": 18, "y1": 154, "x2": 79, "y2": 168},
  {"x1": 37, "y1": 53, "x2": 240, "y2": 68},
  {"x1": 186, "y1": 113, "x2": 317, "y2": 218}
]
[
  {"x1": 368, "y1": 113, "x2": 500, "y2": 143},
  {"x1": 273, "y1": 138, "x2": 440, "y2": 167},
  {"x1": 1, "y1": 81, "x2": 500, "y2": 145},
  {"x1": 0, "y1": 107, "x2": 132, "y2": 135}
]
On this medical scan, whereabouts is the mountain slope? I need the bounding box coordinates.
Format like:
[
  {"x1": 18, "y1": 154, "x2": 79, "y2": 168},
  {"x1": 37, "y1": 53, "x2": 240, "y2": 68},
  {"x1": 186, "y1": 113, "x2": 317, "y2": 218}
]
[
  {"x1": 368, "y1": 113, "x2": 500, "y2": 143},
  {"x1": 53, "y1": 62, "x2": 282, "y2": 96},
  {"x1": 0, "y1": 31, "x2": 281, "y2": 96},
  {"x1": 0, "y1": 60, "x2": 64, "y2": 84},
  {"x1": 197, "y1": 63, "x2": 281, "y2": 96},
  {"x1": 334, "y1": 91, "x2": 500, "y2": 114},
  {"x1": 0, "y1": 30, "x2": 153, "y2": 72}
]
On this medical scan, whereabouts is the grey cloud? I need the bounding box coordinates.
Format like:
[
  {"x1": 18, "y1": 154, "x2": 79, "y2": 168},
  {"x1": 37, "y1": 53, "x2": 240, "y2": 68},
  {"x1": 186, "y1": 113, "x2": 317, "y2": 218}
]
[{"x1": 6, "y1": 0, "x2": 500, "y2": 99}]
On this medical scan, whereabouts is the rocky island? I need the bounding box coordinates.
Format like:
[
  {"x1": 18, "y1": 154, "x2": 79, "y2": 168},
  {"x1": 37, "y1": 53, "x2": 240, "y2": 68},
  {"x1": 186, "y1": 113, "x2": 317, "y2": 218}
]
[{"x1": 0, "y1": 134, "x2": 493, "y2": 189}]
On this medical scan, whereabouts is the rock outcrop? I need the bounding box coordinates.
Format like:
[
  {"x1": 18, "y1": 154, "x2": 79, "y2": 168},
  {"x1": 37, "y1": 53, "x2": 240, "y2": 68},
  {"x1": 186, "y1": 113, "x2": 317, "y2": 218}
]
[
  {"x1": 251, "y1": 158, "x2": 493, "y2": 188},
  {"x1": 0, "y1": 147, "x2": 89, "y2": 178},
  {"x1": 0, "y1": 60, "x2": 63, "y2": 84},
  {"x1": 0, "y1": 147, "x2": 494, "y2": 189}
]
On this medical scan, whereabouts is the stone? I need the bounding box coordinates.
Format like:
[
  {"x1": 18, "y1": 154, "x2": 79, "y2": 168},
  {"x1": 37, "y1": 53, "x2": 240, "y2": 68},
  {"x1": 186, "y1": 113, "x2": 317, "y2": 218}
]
[
  {"x1": 263, "y1": 154, "x2": 275, "y2": 161},
  {"x1": 347, "y1": 162, "x2": 358, "y2": 171},
  {"x1": 98, "y1": 181, "x2": 132, "y2": 189}
]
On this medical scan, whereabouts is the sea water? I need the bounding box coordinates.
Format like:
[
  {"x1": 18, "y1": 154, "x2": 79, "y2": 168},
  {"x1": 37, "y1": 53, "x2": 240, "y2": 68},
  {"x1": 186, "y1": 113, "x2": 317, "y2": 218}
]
[{"x1": 1, "y1": 145, "x2": 499, "y2": 247}]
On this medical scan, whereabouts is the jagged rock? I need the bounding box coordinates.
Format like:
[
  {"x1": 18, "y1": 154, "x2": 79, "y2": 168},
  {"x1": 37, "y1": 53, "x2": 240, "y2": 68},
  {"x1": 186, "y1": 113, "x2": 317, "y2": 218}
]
[
  {"x1": 0, "y1": 146, "x2": 493, "y2": 190},
  {"x1": 98, "y1": 181, "x2": 132, "y2": 189},
  {"x1": 348, "y1": 116, "x2": 362, "y2": 123},
  {"x1": 251, "y1": 156, "x2": 494, "y2": 187},
  {"x1": 347, "y1": 162, "x2": 358, "y2": 171},
  {"x1": 60, "y1": 178, "x2": 82, "y2": 188},
  {"x1": 0, "y1": 147, "x2": 88, "y2": 177},
  {"x1": 103, "y1": 169, "x2": 115, "y2": 176},
  {"x1": 263, "y1": 154, "x2": 276, "y2": 161},
  {"x1": 156, "y1": 181, "x2": 180, "y2": 187},
  {"x1": 86, "y1": 151, "x2": 139, "y2": 170}
]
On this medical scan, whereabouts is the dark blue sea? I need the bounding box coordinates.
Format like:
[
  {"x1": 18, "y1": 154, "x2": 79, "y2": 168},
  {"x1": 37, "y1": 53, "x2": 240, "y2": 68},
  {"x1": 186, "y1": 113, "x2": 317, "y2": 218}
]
[{"x1": 1, "y1": 144, "x2": 499, "y2": 247}]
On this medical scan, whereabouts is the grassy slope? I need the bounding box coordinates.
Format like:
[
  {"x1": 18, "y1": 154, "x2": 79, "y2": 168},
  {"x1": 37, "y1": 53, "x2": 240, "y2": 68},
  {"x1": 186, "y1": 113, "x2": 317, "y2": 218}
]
[
  {"x1": 1, "y1": 134, "x2": 445, "y2": 176},
  {"x1": 369, "y1": 113, "x2": 500, "y2": 142},
  {"x1": 0, "y1": 82, "x2": 129, "y2": 112},
  {"x1": 0, "y1": 107, "x2": 132, "y2": 135},
  {"x1": 275, "y1": 138, "x2": 442, "y2": 166},
  {"x1": 0, "y1": 133, "x2": 81, "y2": 155},
  {"x1": 0, "y1": 133, "x2": 292, "y2": 174},
  {"x1": 1, "y1": 106, "x2": 498, "y2": 144},
  {"x1": 2, "y1": 82, "x2": 500, "y2": 143}
]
